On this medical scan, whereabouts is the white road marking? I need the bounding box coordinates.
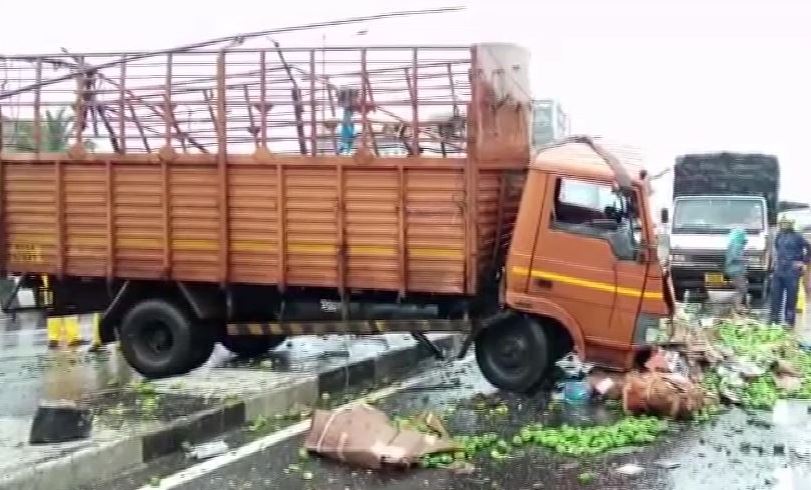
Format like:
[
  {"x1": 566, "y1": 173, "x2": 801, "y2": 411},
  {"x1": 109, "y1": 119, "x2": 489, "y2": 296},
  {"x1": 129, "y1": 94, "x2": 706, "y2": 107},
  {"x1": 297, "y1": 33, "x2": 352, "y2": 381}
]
[{"x1": 140, "y1": 361, "x2": 464, "y2": 489}]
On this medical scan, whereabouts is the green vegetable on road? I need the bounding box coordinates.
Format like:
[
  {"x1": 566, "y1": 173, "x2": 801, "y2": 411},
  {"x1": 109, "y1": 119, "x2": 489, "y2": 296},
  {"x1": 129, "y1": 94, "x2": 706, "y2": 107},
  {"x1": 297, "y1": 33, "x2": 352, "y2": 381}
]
[{"x1": 577, "y1": 471, "x2": 595, "y2": 484}]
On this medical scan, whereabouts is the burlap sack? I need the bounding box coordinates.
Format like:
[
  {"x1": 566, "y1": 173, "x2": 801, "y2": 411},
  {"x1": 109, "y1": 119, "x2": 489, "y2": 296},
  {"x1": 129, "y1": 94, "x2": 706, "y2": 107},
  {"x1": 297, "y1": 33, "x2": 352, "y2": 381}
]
[
  {"x1": 303, "y1": 404, "x2": 458, "y2": 469},
  {"x1": 622, "y1": 372, "x2": 706, "y2": 419}
]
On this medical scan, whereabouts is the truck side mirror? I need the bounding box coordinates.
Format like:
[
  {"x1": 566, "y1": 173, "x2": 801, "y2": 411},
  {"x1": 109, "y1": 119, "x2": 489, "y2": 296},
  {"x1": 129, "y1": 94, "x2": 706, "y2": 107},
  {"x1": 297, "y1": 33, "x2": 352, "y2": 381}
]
[{"x1": 660, "y1": 208, "x2": 669, "y2": 224}]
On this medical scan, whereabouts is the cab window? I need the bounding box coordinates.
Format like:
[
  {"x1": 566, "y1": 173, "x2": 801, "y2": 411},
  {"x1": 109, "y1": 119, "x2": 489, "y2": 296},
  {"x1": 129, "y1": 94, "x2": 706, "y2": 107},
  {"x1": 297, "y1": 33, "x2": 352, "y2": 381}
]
[{"x1": 551, "y1": 177, "x2": 637, "y2": 260}]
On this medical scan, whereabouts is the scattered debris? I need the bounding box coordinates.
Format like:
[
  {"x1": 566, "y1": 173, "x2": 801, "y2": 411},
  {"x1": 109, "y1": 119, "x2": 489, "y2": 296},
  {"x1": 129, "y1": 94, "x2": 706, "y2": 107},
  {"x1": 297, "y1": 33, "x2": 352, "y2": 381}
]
[
  {"x1": 562, "y1": 380, "x2": 592, "y2": 405},
  {"x1": 774, "y1": 373, "x2": 802, "y2": 392},
  {"x1": 587, "y1": 371, "x2": 624, "y2": 400},
  {"x1": 556, "y1": 353, "x2": 593, "y2": 378},
  {"x1": 654, "y1": 459, "x2": 681, "y2": 469},
  {"x1": 29, "y1": 399, "x2": 93, "y2": 444},
  {"x1": 622, "y1": 372, "x2": 708, "y2": 419},
  {"x1": 447, "y1": 461, "x2": 476, "y2": 475},
  {"x1": 304, "y1": 404, "x2": 458, "y2": 469},
  {"x1": 615, "y1": 463, "x2": 644, "y2": 476},
  {"x1": 576, "y1": 471, "x2": 595, "y2": 484},
  {"x1": 187, "y1": 440, "x2": 229, "y2": 460}
]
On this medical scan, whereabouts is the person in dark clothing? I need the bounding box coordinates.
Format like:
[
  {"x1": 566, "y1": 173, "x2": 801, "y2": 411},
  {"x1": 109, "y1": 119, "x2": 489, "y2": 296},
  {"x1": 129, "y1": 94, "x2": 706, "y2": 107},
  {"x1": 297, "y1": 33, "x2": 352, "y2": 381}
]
[{"x1": 770, "y1": 216, "x2": 811, "y2": 326}]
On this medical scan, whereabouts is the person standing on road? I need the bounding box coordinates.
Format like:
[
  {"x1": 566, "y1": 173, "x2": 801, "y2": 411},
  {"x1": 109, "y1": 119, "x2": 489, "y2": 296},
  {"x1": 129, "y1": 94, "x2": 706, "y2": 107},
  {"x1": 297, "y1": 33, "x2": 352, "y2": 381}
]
[
  {"x1": 725, "y1": 227, "x2": 749, "y2": 314},
  {"x1": 770, "y1": 216, "x2": 811, "y2": 327}
]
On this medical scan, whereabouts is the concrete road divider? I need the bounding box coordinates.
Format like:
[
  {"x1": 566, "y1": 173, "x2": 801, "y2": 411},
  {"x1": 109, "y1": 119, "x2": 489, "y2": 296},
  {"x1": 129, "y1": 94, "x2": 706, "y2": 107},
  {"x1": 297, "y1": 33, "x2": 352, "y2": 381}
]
[{"x1": 0, "y1": 333, "x2": 460, "y2": 490}]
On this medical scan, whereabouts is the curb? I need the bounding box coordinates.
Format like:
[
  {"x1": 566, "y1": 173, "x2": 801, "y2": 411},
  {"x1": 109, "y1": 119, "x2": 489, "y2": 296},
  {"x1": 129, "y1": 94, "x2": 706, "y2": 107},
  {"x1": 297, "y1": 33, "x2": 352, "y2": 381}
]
[{"x1": 1, "y1": 334, "x2": 460, "y2": 490}]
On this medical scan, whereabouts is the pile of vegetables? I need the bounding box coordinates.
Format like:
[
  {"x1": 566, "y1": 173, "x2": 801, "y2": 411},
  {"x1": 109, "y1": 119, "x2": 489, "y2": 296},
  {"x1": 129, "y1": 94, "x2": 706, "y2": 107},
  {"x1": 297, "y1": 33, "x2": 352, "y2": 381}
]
[
  {"x1": 420, "y1": 416, "x2": 668, "y2": 468},
  {"x1": 709, "y1": 321, "x2": 811, "y2": 409}
]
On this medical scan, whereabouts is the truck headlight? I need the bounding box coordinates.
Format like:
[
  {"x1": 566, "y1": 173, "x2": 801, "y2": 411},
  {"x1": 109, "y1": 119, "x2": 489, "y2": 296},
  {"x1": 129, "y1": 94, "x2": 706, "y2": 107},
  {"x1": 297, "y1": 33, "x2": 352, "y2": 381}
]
[{"x1": 671, "y1": 254, "x2": 686, "y2": 263}]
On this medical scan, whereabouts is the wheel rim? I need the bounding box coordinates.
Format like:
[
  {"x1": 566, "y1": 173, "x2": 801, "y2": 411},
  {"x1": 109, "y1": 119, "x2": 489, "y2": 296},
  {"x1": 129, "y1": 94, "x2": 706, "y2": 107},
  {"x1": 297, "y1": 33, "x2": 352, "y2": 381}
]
[
  {"x1": 488, "y1": 325, "x2": 530, "y2": 377},
  {"x1": 139, "y1": 321, "x2": 174, "y2": 360}
]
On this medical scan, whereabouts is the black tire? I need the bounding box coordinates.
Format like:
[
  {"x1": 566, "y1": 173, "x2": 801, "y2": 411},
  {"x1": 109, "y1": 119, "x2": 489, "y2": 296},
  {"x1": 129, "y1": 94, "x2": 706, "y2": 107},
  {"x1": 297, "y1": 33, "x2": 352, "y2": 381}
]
[
  {"x1": 674, "y1": 288, "x2": 686, "y2": 303},
  {"x1": 119, "y1": 299, "x2": 213, "y2": 378},
  {"x1": 221, "y1": 335, "x2": 286, "y2": 358},
  {"x1": 190, "y1": 322, "x2": 217, "y2": 368},
  {"x1": 475, "y1": 317, "x2": 549, "y2": 393}
]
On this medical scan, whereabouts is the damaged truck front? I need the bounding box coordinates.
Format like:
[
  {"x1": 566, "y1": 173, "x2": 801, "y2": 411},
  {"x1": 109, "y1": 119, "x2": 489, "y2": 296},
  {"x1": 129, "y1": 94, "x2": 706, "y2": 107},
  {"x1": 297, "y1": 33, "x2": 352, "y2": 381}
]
[{"x1": 0, "y1": 43, "x2": 672, "y2": 393}]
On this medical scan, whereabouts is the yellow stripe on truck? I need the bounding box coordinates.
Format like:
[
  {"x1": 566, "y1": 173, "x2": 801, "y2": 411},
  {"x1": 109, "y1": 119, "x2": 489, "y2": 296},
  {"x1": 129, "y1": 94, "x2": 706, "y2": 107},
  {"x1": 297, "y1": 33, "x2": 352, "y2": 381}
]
[
  {"x1": 8, "y1": 236, "x2": 463, "y2": 260},
  {"x1": 512, "y1": 266, "x2": 663, "y2": 300}
]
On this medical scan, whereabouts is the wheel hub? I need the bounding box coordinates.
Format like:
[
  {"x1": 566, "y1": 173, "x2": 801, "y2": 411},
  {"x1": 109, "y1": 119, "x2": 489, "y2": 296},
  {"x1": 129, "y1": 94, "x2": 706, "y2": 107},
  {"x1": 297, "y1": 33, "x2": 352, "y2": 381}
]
[
  {"x1": 494, "y1": 333, "x2": 527, "y2": 370},
  {"x1": 143, "y1": 323, "x2": 173, "y2": 356}
]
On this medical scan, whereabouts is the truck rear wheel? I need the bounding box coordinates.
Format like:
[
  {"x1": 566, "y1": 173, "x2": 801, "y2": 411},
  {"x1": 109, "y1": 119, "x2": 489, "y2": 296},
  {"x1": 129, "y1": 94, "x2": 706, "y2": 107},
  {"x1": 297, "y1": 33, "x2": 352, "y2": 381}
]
[
  {"x1": 221, "y1": 335, "x2": 286, "y2": 358},
  {"x1": 475, "y1": 317, "x2": 549, "y2": 393},
  {"x1": 119, "y1": 299, "x2": 214, "y2": 378}
]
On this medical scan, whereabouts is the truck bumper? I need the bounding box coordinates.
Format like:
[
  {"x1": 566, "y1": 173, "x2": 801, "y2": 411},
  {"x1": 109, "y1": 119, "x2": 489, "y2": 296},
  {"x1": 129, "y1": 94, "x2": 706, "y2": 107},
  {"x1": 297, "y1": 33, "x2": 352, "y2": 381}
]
[{"x1": 670, "y1": 266, "x2": 768, "y2": 292}]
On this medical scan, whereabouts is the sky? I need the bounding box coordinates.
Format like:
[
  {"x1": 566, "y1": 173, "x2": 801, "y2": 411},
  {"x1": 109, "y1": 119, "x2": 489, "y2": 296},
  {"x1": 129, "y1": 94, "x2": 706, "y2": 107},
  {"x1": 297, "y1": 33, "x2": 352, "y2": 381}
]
[{"x1": 2, "y1": 0, "x2": 809, "y2": 209}]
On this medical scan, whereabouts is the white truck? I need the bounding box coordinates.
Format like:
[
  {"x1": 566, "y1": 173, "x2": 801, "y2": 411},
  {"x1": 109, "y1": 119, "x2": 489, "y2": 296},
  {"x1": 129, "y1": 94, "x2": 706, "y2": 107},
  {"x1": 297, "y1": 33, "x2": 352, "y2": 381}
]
[{"x1": 663, "y1": 153, "x2": 779, "y2": 303}]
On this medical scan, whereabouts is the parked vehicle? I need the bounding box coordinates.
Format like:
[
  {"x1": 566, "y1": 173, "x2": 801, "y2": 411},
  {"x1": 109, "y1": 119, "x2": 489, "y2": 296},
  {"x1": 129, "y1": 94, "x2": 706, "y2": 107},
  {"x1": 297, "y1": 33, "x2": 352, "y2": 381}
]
[
  {"x1": 0, "y1": 43, "x2": 672, "y2": 393},
  {"x1": 664, "y1": 153, "x2": 779, "y2": 302}
]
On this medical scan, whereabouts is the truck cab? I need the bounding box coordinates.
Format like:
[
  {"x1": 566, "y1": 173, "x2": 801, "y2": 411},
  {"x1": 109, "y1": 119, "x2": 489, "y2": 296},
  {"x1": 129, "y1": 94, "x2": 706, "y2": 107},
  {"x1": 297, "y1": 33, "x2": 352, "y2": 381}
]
[
  {"x1": 668, "y1": 195, "x2": 770, "y2": 301},
  {"x1": 476, "y1": 137, "x2": 674, "y2": 393}
]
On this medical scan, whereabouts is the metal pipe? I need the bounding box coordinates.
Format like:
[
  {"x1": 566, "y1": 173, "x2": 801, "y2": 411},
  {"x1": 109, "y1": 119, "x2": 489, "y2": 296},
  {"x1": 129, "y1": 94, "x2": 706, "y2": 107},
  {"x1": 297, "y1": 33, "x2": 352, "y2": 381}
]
[{"x1": 0, "y1": 7, "x2": 465, "y2": 100}]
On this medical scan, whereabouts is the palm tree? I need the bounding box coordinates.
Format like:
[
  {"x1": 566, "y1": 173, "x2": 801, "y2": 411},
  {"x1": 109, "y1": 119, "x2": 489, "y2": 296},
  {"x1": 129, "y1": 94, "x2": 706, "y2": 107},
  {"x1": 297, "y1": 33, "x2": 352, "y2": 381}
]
[{"x1": 2, "y1": 107, "x2": 81, "y2": 152}]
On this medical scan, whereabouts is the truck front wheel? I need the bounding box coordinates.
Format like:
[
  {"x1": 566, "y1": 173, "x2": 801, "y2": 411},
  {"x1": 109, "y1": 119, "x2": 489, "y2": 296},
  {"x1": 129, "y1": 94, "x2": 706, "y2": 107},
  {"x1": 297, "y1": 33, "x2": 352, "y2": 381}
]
[
  {"x1": 119, "y1": 299, "x2": 214, "y2": 378},
  {"x1": 221, "y1": 335, "x2": 286, "y2": 358},
  {"x1": 475, "y1": 317, "x2": 549, "y2": 393}
]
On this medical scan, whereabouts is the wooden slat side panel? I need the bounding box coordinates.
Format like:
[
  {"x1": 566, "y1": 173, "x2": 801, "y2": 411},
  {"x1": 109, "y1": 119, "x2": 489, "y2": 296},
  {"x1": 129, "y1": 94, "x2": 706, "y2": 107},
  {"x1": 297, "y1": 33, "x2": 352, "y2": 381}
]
[
  {"x1": 344, "y1": 168, "x2": 400, "y2": 290},
  {"x1": 169, "y1": 165, "x2": 219, "y2": 282},
  {"x1": 3, "y1": 163, "x2": 57, "y2": 273},
  {"x1": 405, "y1": 168, "x2": 466, "y2": 293},
  {"x1": 501, "y1": 171, "x2": 526, "y2": 249},
  {"x1": 3, "y1": 159, "x2": 489, "y2": 297},
  {"x1": 476, "y1": 171, "x2": 501, "y2": 273},
  {"x1": 227, "y1": 166, "x2": 279, "y2": 284},
  {"x1": 64, "y1": 164, "x2": 108, "y2": 276},
  {"x1": 284, "y1": 168, "x2": 338, "y2": 287},
  {"x1": 113, "y1": 164, "x2": 164, "y2": 279},
  {"x1": 482, "y1": 170, "x2": 525, "y2": 275}
]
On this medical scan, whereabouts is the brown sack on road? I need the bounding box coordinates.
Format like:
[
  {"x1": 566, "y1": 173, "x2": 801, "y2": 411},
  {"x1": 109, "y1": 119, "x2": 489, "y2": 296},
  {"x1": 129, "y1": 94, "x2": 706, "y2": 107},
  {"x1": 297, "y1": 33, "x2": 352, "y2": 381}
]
[
  {"x1": 304, "y1": 404, "x2": 459, "y2": 469},
  {"x1": 622, "y1": 372, "x2": 707, "y2": 419}
]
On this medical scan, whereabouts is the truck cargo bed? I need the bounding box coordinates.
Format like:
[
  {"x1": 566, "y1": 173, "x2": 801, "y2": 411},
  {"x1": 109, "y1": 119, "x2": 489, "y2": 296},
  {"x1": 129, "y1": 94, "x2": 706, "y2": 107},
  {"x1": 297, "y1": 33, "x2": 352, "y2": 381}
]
[{"x1": 0, "y1": 43, "x2": 529, "y2": 296}]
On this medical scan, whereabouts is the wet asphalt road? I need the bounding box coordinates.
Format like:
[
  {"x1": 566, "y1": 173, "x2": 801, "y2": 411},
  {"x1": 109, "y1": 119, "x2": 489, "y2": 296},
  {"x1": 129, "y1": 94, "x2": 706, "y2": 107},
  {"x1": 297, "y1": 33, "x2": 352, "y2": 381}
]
[
  {"x1": 148, "y1": 300, "x2": 811, "y2": 490},
  {"x1": 4, "y1": 295, "x2": 811, "y2": 489},
  {"x1": 159, "y1": 354, "x2": 811, "y2": 490}
]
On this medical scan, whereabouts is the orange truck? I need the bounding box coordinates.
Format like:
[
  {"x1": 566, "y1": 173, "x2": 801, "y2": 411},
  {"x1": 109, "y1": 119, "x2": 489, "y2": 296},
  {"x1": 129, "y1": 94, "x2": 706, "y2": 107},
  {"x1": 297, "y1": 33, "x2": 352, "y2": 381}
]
[{"x1": 0, "y1": 43, "x2": 673, "y2": 392}]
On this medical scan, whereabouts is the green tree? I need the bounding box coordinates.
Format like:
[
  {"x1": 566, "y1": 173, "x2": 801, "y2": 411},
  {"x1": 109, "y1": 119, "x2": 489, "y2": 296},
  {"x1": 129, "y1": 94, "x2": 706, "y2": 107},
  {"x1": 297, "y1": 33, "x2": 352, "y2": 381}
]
[{"x1": 2, "y1": 107, "x2": 80, "y2": 152}]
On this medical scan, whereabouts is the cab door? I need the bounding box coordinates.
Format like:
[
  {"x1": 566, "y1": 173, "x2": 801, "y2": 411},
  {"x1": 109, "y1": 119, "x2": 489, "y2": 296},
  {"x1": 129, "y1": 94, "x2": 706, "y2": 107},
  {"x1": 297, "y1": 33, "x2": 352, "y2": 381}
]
[
  {"x1": 610, "y1": 190, "x2": 649, "y2": 346},
  {"x1": 527, "y1": 176, "x2": 621, "y2": 359}
]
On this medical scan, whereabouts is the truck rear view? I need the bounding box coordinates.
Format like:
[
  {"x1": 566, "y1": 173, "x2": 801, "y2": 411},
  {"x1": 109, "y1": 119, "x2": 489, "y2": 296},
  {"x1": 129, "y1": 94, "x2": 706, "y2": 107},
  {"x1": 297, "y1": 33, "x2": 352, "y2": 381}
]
[{"x1": 667, "y1": 153, "x2": 779, "y2": 301}]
